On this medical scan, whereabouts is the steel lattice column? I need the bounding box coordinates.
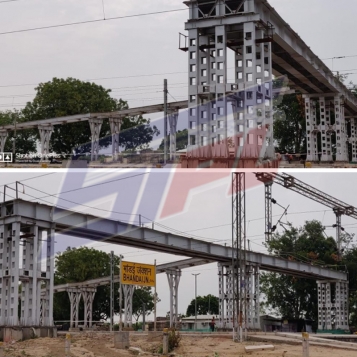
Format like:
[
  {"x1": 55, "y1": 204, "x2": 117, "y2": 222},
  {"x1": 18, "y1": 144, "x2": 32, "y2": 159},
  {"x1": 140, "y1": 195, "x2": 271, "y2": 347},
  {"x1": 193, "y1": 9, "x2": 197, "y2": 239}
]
[
  {"x1": 333, "y1": 208, "x2": 344, "y2": 259},
  {"x1": 168, "y1": 110, "x2": 179, "y2": 161},
  {"x1": 186, "y1": 1, "x2": 274, "y2": 162},
  {"x1": 123, "y1": 285, "x2": 135, "y2": 328},
  {"x1": 334, "y1": 95, "x2": 348, "y2": 162},
  {"x1": 166, "y1": 269, "x2": 181, "y2": 328},
  {"x1": 235, "y1": 21, "x2": 273, "y2": 161},
  {"x1": 218, "y1": 263, "x2": 225, "y2": 329},
  {"x1": 245, "y1": 265, "x2": 260, "y2": 330},
  {"x1": 350, "y1": 118, "x2": 357, "y2": 162},
  {"x1": 0, "y1": 131, "x2": 8, "y2": 152},
  {"x1": 305, "y1": 97, "x2": 318, "y2": 162},
  {"x1": 89, "y1": 118, "x2": 103, "y2": 162},
  {"x1": 317, "y1": 280, "x2": 349, "y2": 331},
  {"x1": 38, "y1": 125, "x2": 54, "y2": 158},
  {"x1": 109, "y1": 117, "x2": 122, "y2": 161},
  {"x1": 264, "y1": 182, "x2": 272, "y2": 242},
  {"x1": 68, "y1": 289, "x2": 82, "y2": 329},
  {"x1": 20, "y1": 225, "x2": 42, "y2": 326},
  {"x1": 232, "y1": 172, "x2": 246, "y2": 341},
  {"x1": 82, "y1": 288, "x2": 97, "y2": 328},
  {"x1": 319, "y1": 97, "x2": 333, "y2": 162}
]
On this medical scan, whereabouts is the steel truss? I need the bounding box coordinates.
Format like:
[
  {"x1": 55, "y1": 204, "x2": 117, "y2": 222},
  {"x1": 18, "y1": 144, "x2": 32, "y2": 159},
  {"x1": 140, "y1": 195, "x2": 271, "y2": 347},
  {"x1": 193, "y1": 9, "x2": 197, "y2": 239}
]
[{"x1": 255, "y1": 172, "x2": 353, "y2": 331}]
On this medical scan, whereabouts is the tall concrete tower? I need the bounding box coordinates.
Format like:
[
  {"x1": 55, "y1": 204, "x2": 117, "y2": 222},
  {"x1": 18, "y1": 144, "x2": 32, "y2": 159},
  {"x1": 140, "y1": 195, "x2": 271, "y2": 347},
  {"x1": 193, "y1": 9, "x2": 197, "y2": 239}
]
[{"x1": 181, "y1": 0, "x2": 275, "y2": 168}]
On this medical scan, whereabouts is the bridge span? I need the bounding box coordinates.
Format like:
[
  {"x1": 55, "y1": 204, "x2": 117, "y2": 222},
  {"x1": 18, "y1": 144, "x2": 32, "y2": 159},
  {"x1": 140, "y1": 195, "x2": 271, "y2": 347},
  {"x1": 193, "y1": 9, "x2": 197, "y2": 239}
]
[{"x1": 0, "y1": 199, "x2": 348, "y2": 331}]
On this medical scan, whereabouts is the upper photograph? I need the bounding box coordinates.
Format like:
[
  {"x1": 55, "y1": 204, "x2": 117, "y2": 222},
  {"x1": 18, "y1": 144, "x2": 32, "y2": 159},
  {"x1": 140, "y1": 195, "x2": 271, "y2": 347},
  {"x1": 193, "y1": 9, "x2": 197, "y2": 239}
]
[{"x1": 0, "y1": 0, "x2": 356, "y2": 169}]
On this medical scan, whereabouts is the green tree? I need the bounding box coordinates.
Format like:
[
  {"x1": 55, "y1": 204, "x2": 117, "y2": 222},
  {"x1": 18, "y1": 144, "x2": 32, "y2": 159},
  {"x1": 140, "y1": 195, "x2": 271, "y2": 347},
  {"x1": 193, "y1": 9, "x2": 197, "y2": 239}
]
[
  {"x1": 21, "y1": 77, "x2": 159, "y2": 156},
  {"x1": 0, "y1": 110, "x2": 37, "y2": 155},
  {"x1": 186, "y1": 294, "x2": 219, "y2": 316},
  {"x1": 132, "y1": 287, "x2": 157, "y2": 323},
  {"x1": 260, "y1": 220, "x2": 343, "y2": 330},
  {"x1": 120, "y1": 116, "x2": 160, "y2": 152},
  {"x1": 274, "y1": 94, "x2": 306, "y2": 154},
  {"x1": 54, "y1": 247, "x2": 160, "y2": 325},
  {"x1": 158, "y1": 129, "x2": 188, "y2": 152}
]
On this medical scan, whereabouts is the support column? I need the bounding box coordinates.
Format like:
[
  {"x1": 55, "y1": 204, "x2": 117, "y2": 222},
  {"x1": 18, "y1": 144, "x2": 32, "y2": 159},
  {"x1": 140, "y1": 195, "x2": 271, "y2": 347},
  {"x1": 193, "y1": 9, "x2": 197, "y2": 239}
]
[
  {"x1": 320, "y1": 97, "x2": 333, "y2": 161},
  {"x1": 82, "y1": 288, "x2": 96, "y2": 328},
  {"x1": 235, "y1": 22, "x2": 273, "y2": 161},
  {"x1": 38, "y1": 125, "x2": 54, "y2": 158},
  {"x1": 68, "y1": 289, "x2": 82, "y2": 329},
  {"x1": 334, "y1": 95, "x2": 348, "y2": 162},
  {"x1": 264, "y1": 182, "x2": 272, "y2": 241},
  {"x1": 305, "y1": 97, "x2": 318, "y2": 161},
  {"x1": 317, "y1": 281, "x2": 332, "y2": 330},
  {"x1": 88, "y1": 118, "x2": 103, "y2": 162},
  {"x1": 166, "y1": 269, "x2": 181, "y2": 328},
  {"x1": 9, "y1": 221, "x2": 21, "y2": 326},
  {"x1": 317, "y1": 280, "x2": 349, "y2": 331},
  {"x1": 109, "y1": 117, "x2": 122, "y2": 161},
  {"x1": 246, "y1": 265, "x2": 260, "y2": 330},
  {"x1": 0, "y1": 131, "x2": 8, "y2": 152},
  {"x1": 350, "y1": 118, "x2": 357, "y2": 162},
  {"x1": 41, "y1": 227, "x2": 55, "y2": 326},
  {"x1": 0, "y1": 222, "x2": 8, "y2": 325},
  {"x1": 123, "y1": 285, "x2": 135, "y2": 328},
  {"x1": 168, "y1": 110, "x2": 179, "y2": 161},
  {"x1": 218, "y1": 263, "x2": 225, "y2": 329}
]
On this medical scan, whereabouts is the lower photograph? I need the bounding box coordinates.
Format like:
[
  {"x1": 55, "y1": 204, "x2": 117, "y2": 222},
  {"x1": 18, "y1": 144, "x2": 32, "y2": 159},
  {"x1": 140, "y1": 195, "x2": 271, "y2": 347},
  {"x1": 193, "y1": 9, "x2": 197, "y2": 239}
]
[{"x1": 0, "y1": 169, "x2": 356, "y2": 357}]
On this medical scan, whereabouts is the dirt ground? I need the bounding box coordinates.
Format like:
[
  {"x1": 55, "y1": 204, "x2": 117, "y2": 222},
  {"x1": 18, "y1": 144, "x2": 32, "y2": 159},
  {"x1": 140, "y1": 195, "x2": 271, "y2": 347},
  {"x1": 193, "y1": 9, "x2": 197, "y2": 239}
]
[{"x1": 2, "y1": 332, "x2": 357, "y2": 357}]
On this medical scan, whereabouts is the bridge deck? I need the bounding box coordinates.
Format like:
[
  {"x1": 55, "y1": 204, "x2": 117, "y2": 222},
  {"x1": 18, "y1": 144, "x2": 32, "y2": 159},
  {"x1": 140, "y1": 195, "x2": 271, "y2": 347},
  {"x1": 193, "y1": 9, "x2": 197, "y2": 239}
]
[
  {"x1": 2, "y1": 199, "x2": 347, "y2": 281},
  {"x1": 0, "y1": 100, "x2": 188, "y2": 131}
]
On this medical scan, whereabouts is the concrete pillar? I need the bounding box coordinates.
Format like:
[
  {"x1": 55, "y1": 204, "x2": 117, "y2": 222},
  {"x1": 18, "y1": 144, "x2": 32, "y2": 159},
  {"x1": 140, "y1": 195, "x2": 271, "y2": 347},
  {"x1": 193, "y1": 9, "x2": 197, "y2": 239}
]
[
  {"x1": 88, "y1": 118, "x2": 103, "y2": 161},
  {"x1": 109, "y1": 117, "x2": 122, "y2": 161},
  {"x1": 162, "y1": 328, "x2": 169, "y2": 355},
  {"x1": 302, "y1": 332, "x2": 310, "y2": 357},
  {"x1": 38, "y1": 125, "x2": 53, "y2": 158},
  {"x1": 0, "y1": 131, "x2": 8, "y2": 152}
]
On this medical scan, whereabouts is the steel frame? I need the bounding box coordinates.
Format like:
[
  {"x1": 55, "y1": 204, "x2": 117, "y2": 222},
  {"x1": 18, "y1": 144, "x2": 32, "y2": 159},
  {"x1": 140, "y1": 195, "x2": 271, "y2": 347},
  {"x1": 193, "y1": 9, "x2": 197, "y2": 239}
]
[
  {"x1": 166, "y1": 269, "x2": 181, "y2": 328},
  {"x1": 255, "y1": 172, "x2": 353, "y2": 331},
  {"x1": 232, "y1": 172, "x2": 247, "y2": 341}
]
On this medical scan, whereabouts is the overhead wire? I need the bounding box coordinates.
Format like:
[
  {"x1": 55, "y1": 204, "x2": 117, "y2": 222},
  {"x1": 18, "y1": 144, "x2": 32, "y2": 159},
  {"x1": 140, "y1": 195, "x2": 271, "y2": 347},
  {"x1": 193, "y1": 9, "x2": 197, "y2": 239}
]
[{"x1": 0, "y1": 8, "x2": 188, "y2": 36}]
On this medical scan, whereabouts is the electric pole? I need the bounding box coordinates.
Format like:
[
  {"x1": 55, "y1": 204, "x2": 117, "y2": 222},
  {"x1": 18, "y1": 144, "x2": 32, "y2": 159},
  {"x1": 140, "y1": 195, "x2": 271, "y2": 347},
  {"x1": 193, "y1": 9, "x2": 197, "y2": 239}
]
[
  {"x1": 192, "y1": 273, "x2": 200, "y2": 331},
  {"x1": 164, "y1": 79, "x2": 168, "y2": 165}
]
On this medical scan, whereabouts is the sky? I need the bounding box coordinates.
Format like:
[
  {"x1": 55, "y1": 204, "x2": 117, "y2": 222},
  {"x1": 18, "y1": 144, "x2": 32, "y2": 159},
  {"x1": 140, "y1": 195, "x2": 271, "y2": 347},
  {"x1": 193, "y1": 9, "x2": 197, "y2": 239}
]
[
  {"x1": 1, "y1": 0, "x2": 357, "y2": 151},
  {"x1": 1, "y1": 169, "x2": 357, "y2": 319}
]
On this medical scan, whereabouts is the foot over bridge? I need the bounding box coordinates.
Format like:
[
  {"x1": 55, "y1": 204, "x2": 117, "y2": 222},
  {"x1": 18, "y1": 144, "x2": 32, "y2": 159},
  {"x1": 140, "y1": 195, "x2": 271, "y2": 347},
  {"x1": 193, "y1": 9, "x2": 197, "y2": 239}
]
[
  {"x1": 0, "y1": 199, "x2": 348, "y2": 331},
  {"x1": 182, "y1": 0, "x2": 357, "y2": 166}
]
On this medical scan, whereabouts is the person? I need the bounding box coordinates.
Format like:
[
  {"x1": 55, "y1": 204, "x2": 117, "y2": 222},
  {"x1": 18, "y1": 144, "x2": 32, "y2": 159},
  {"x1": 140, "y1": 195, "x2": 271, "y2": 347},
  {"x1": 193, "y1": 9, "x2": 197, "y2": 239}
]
[
  {"x1": 209, "y1": 317, "x2": 215, "y2": 332},
  {"x1": 288, "y1": 154, "x2": 293, "y2": 164}
]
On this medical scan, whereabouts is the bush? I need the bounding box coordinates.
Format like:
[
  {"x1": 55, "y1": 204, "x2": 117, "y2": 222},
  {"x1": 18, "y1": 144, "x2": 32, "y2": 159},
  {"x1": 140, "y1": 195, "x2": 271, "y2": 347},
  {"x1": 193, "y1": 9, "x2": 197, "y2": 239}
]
[{"x1": 168, "y1": 329, "x2": 181, "y2": 352}]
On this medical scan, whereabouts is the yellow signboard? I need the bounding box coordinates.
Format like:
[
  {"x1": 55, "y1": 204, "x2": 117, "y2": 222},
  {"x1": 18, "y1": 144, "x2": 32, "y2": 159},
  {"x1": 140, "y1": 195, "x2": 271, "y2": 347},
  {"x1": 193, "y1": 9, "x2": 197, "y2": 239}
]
[{"x1": 120, "y1": 261, "x2": 156, "y2": 287}]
